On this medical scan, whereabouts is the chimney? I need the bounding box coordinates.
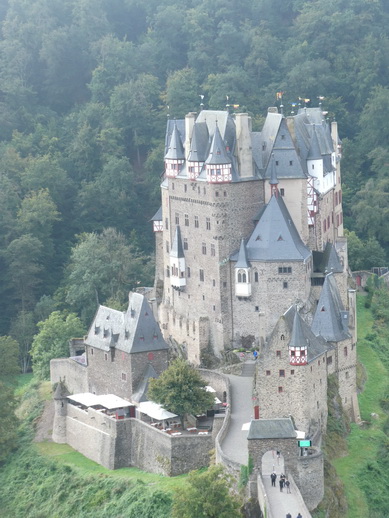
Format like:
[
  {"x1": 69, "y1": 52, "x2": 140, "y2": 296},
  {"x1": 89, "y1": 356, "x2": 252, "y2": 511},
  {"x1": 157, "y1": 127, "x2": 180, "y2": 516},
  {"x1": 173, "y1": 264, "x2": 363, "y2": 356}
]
[
  {"x1": 235, "y1": 113, "x2": 253, "y2": 178},
  {"x1": 185, "y1": 112, "x2": 196, "y2": 160}
]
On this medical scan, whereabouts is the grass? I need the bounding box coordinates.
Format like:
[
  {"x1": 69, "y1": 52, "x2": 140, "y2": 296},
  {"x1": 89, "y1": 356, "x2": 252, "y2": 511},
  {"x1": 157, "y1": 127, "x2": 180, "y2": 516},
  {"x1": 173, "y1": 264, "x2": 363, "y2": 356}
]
[
  {"x1": 35, "y1": 441, "x2": 188, "y2": 491},
  {"x1": 333, "y1": 295, "x2": 389, "y2": 518}
]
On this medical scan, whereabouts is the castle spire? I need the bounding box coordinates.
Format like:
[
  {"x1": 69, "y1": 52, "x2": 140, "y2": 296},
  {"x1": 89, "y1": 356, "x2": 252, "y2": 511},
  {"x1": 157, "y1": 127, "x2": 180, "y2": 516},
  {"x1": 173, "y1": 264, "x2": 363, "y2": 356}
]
[{"x1": 288, "y1": 308, "x2": 308, "y2": 365}]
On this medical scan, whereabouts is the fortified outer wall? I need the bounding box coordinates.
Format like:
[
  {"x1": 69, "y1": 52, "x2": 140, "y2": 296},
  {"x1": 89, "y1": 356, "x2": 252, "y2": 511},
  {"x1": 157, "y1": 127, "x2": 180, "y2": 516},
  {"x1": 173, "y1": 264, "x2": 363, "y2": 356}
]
[
  {"x1": 50, "y1": 358, "x2": 88, "y2": 394},
  {"x1": 295, "y1": 447, "x2": 324, "y2": 510},
  {"x1": 57, "y1": 406, "x2": 214, "y2": 476},
  {"x1": 66, "y1": 405, "x2": 119, "y2": 469}
]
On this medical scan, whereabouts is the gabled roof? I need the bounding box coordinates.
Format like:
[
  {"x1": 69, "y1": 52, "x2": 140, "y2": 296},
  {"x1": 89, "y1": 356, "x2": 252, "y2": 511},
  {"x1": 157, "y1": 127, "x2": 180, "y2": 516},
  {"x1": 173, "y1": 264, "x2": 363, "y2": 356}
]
[
  {"x1": 307, "y1": 126, "x2": 322, "y2": 160},
  {"x1": 311, "y1": 274, "x2": 350, "y2": 342},
  {"x1": 235, "y1": 238, "x2": 250, "y2": 268},
  {"x1": 165, "y1": 122, "x2": 185, "y2": 160},
  {"x1": 258, "y1": 111, "x2": 283, "y2": 168},
  {"x1": 248, "y1": 417, "x2": 296, "y2": 440},
  {"x1": 231, "y1": 195, "x2": 311, "y2": 262},
  {"x1": 205, "y1": 124, "x2": 232, "y2": 165},
  {"x1": 170, "y1": 226, "x2": 184, "y2": 258},
  {"x1": 85, "y1": 292, "x2": 168, "y2": 354},
  {"x1": 283, "y1": 306, "x2": 331, "y2": 361},
  {"x1": 131, "y1": 363, "x2": 158, "y2": 403}
]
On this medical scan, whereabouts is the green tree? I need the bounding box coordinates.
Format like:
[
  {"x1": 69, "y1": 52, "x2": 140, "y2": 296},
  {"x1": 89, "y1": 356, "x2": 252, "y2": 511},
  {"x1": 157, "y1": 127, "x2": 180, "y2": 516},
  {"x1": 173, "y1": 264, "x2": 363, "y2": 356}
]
[
  {"x1": 10, "y1": 311, "x2": 36, "y2": 373},
  {"x1": 0, "y1": 336, "x2": 20, "y2": 378},
  {"x1": 172, "y1": 465, "x2": 242, "y2": 518},
  {"x1": 64, "y1": 228, "x2": 153, "y2": 324},
  {"x1": 148, "y1": 359, "x2": 215, "y2": 428},
  {"x1": 31, "y1": 310, "x2": 85, "y2": 380}
]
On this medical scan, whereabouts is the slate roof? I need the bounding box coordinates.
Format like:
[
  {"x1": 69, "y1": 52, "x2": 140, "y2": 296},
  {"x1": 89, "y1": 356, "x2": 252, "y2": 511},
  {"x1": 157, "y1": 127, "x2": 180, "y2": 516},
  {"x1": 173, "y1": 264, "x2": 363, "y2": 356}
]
[
  {"x1": 205, "y1": 124, "x2": 232, "y2": 165},
  {"x1": 131, "y1": 363, "x2": 158, "y2": 403},
  {"x1": 165, "y1": 119, "x2": 185, "y2": 155},
  {"x1": 235, "y1": 239, "x2": 250, "y2": 268},
  {"x1": 313, "y1": 242, "x2": 343, "y2": 274},
  {"x1": 248, "y1": 417, "x2": 296, "y2": 440},
  {"x1": 85, "y1": 293, "x2": 168, "y2": 354},
  {"x1": 264, "y1": 118, "x2": 306, "y2": 180},
  {"x1": 150, "y1": 206, "x2": 162, "y2": 222},
  {"x1": 165, "y1": 122, "x2": 185, "y2": 160},
  {"x1": 170, "y1": 226, "x2": 184, "y2": 258},
  {"x1": 283, "y1": 306, "x2": 331, "y2": 362},
  {"x1": 311, "y1": 274, "x2": 350, "y2": 342},
  {"x1": 188, "y1": 122, "x2": 208, "y2": 162},
  {"x1": 293, "y1": 109, "x2": 334, "y2": 165},
  {"x1": 231, "y1": 194, "x2": 311, "y2": 263}
]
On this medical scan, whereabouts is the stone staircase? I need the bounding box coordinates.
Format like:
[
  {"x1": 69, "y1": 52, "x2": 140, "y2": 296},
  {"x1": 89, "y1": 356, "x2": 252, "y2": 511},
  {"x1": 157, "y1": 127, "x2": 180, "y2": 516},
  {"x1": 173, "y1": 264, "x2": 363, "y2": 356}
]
[{"x1": 241, "y1": 362, "x2": 256, "y2": 377}]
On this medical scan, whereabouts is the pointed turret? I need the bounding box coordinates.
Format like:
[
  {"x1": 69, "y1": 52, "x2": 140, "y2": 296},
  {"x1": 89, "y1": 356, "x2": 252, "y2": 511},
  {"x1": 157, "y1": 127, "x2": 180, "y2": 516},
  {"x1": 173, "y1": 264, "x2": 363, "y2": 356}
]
[
  {"x1": 205, "y1": 124, "x2": 232, "y2": 183},
  {"x1": 170, "y1": 226, "x2": 186, "y2": 289},
  {"x1": 288, "y1": 309, "x2": 308, "y2": 365},
  {"x1": 165, "y1": 122, "x2": 185, "y2": 178},
  {"x1": 53, "y1": 379, "x2": 70, "y2": 444},
  {"x1": 187, "y1": 123, "x2": 207, "y2": 180},
  {"x1": 235, "y1": 239, "x2": 251, "y2": 297}
]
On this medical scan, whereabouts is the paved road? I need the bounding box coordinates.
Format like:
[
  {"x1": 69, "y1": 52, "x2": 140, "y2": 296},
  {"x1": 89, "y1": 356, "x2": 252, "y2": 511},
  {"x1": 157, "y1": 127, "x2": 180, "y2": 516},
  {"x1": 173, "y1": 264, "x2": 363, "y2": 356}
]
[
  {"x1": 262, "y1": 451, "x2": 312, "y2": 518},
  {"x1": 220, "y1": 370, "x2": 254, "y2": 465}
]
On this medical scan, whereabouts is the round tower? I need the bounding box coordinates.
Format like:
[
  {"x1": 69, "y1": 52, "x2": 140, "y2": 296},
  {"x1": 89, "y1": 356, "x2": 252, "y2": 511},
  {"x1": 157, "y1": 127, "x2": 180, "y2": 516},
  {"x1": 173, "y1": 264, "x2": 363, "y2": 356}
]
[{"x1": 52, "y1": 379, "x2": 69, "y2": 444}]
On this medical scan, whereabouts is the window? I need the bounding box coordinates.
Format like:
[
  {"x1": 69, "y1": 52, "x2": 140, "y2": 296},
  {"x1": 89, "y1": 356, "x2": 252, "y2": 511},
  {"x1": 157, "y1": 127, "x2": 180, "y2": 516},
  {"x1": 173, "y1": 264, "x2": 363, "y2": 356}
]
[
  {"x1": 104, "y1": 353, "x2": 108, "y2": 361},
  {"x1": 266, "y1": 370, "x2": 271, "y2": 376},
  {"x1": 312, "y1": 164, "x2": 315, "y2": 170},
  {"x1": 327, "y1": 356, "x2": 332, "y2": 365},
  {"x1": 199, "y1": 269, "x2": 204, "y2": 281},
  {"x1": 175, "y1": 212, "x2": 179, "y2": 225},
  {"x1": 166, "y1": 266, "x2": 170, "y2": 277},
  {"x1": 224, "y1": 191, "x2": 227, "y2": 197},
  {"x1": 291, "y1": 350, "x2": 295, "y2": 357},
  {"x1": 187, "y1": 267, "x2": 190, "y2": 278},
  {"x1": 213, "y1": 305, "x2": 216, "y2": 311},
  {"x1": 166, "y1": 241, "x2": 169, "y2": 253},
  {"x1": 278, "y1": 386, "x2": 283, "y2": 393},
  {"x1": 289, "y1": 160, "x2": 293, "y2": 166},
  {"x1": 291, "y1": 370, "x2": 295, "y2": 375},
  {"x1": 276, "y1": 161, "x2": 279, "y2": 166},
  {"x1": 279, "y1": 370, "x2": 285, "y2": 377},
  {"x1": 281, "y1": 134, "x2": 285, "y2": 140},
  {"x1": 323, "y1": 219, "x2": 326, "y2": 232},
  {"x1": 194, "y1": 215, "x2": 199, "y2": 228},
  {"x1": 278, "y1": 267, "x2": 292, "y2": 274},
  {"x1": 183, "y1": 238, "x2": 188, "y2": 250},
  {"x1": 211, "y1": 244, "x2": 215, "y2": 257},
  {"x1": 280, "y1": 334, "x2": 285, "y2": 340},
  {"x1": 202, "y1": 242, "x2": 207, "y2": 254},
  {"x1": 165, "y1": 218, "x2": 168, "y2": 230},
  {"x1": 206, "y1": 217, "x2": 211, "y2": 230},
  {"x1": 121, "y1": 372, "x2": 127, "y2": 381},
  {"x1": 213, "y1": 279, "x2": 216, "y2": 287},
  {"x1": 184, "y1": 184, "x2": 187, "y2": 192},
  {"x1": 238, "y1": 270, "x2": 247, "y2": 283},
  {"x1": 283, "y1": 281, "x2": 288, "y2": 289},
  {"x1": 215, "y1": 191, "x2": 219, "y2": 197},
  {"x1": 172, "y1": 182, "x2": 175, "y2": 190},
  {"x1": 280, "y1": 188, "x2": 285, "y2": 196},
  {"x1": 90, "y1": 348, "x2": 94, "y2": 355},
  {"x1": 185, "y1": 214, "x2": 189, "y2": 226},
  {"x1": 254, "y1": 271, "x2": 259, "y2": 282},
  {"x1": 276, "y1": 350, "x2": 281, "y2": 358},
  {"x1": 344, "y1": 346, "x2": 348, "y2": 357},
  {"x1": 255, "y1": 306, "x2": 259, "y2": 311}
]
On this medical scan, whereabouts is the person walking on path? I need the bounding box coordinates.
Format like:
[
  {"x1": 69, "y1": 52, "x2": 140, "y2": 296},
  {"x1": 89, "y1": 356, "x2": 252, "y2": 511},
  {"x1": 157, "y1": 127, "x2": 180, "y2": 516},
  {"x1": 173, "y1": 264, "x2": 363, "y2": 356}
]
[
  {"x1": 271, "y1": 472, "x2": 277, "y2": 487},
  {"x1": 279, "y1": 478, "x2": 284, "y2": 492},
  {"x1": 286, "y1": 514, "x2": 292, "y2": 518},
  {"x1": 285, "y1": 478, "x2": 291, "y2": 493},
  {"x1": 296, "y1": 513, "x2": 302, "y2": 518}
]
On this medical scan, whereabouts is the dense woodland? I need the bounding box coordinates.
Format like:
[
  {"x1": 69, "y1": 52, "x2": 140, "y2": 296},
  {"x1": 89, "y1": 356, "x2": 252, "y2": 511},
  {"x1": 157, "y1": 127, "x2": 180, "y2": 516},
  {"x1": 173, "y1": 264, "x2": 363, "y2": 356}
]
[{"x1": 1, "y1": 0, "x2": 389, "y2": 372}]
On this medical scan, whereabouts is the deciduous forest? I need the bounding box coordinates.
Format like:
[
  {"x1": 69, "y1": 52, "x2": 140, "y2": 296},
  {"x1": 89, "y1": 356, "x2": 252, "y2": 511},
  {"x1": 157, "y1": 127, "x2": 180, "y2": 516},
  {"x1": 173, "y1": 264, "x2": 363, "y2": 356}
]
[{"x1": 1, "y1": 0, "x2": 389, "y2": 366}]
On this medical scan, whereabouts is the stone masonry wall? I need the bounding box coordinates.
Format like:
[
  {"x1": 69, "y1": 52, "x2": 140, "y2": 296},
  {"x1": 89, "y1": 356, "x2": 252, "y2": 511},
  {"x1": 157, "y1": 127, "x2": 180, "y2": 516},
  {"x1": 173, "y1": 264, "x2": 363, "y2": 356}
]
[
  {"x1": 50, "y1": 358, "x2": 88, "y2": 395},
  {"x1": 295, "y1": 447, "x2": 324, "y2": 510}
]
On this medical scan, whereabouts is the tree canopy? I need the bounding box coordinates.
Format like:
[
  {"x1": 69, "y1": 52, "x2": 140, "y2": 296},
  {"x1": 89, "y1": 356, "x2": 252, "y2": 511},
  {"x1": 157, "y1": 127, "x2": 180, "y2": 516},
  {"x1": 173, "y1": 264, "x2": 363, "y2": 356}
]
[
  {"x1": 172, "y1": 465, "x2": 242, "y2": 518},
  {"x1": 148, "y1": 359, "x2": 215, "y2": 427},
  {"x1": 30, "y1": 311, "x2": 85, "y2": 380}
]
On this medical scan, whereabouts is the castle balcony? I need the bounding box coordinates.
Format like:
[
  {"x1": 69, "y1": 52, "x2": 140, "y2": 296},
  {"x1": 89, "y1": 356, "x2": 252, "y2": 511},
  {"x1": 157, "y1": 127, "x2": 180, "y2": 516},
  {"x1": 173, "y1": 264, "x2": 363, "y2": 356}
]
[
  {"x1": 171, "y1": 276, "x2": 186, "y2": 289},
  {"x1": 235, "y1": 283, "x2": 252, "y2": 297}
]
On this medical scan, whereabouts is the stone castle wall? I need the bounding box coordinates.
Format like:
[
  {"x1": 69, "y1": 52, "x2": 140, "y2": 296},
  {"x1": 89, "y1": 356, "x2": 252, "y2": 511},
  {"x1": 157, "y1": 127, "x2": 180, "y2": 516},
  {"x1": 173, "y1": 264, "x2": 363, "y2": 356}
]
[
  {"x1": 50, "y1": 358, "x2": 88, "y2": 394},
  {"x1": 295, "y1": 447, "x2": 324, "y2": 510}
]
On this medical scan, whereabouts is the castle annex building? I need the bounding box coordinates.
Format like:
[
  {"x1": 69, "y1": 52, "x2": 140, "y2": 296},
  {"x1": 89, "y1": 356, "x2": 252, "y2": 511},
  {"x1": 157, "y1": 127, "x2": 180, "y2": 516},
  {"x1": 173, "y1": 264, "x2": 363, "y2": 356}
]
[{"x1": 153, "y1": 107, "x2": 358, "y2": 427}]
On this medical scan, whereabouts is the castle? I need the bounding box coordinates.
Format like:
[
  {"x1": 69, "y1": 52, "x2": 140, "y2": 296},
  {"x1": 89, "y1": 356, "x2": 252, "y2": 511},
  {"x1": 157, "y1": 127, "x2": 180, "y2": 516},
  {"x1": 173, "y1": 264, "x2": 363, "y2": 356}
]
[
  {"x1": 51, "y1": 106, "x2": 358, "y2": 512},
  {"x1": 152, "y1": 106, "x2": 358, "y2": 432}
]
